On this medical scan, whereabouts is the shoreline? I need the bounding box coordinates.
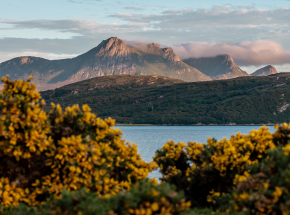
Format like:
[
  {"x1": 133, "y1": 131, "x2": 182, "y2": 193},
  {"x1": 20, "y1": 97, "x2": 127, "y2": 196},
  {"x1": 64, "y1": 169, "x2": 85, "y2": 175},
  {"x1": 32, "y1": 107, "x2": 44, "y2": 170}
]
[{"x1": 115, "y1": 123, "x2": 277, "y2": 126}]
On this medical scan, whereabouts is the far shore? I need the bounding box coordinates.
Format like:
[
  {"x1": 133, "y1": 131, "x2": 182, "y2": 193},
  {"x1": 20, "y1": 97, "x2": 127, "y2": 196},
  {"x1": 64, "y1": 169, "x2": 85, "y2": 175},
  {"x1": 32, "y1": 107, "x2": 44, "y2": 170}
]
[{"x1": 115, "y1": 123, "x2": 277, "y2": 126}]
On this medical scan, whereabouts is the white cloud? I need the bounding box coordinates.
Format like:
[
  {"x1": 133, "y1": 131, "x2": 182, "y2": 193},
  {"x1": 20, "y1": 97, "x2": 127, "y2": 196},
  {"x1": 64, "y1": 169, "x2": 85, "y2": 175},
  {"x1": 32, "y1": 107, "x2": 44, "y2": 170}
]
[
  {"x1": 110, "y1": 6, "x2": 290, "y2": 28},
  {"x1": 0, "y1": 6, "x2": 290, "y2": 68},
  {"x1": 0, "y1": 19, "x2": 151, "y2": 35},
  {"x1": 2, "y1": 6, "x2": 290, "y2": 39}
]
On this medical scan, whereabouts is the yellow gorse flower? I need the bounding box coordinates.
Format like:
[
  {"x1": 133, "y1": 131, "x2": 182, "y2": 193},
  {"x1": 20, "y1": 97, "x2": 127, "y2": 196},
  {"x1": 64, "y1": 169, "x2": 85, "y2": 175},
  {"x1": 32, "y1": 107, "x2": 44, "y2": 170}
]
[
  {"x1": 0, "y1": 76, "x2": 157, "y2": 206},
  {"x1": 154, "y1": 126, "x2": 274, "y2": 181},
  {"x1": 154, "y1": 124, "x2": 278, "y2": 209}
]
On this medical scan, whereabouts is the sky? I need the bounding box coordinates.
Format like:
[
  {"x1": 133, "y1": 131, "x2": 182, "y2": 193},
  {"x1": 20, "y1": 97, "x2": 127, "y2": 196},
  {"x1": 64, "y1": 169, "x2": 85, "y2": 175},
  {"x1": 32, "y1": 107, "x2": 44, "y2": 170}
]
[{"x1": 1, "y1": 0, "x2": 290, "y2": 73}]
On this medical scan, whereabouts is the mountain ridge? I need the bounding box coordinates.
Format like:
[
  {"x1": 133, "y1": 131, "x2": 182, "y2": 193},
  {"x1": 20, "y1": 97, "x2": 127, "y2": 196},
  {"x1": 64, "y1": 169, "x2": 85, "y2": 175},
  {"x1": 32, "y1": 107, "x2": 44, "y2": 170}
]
[
  {"x1": 251, "y1": 65, "x2": 278, "y2": 76},
  {"x1": 183, "y1": 54, "x2": 249, "y2": 80},
  {"x1": 0, "y1": 37, "x2": 211, "y2": 90}
]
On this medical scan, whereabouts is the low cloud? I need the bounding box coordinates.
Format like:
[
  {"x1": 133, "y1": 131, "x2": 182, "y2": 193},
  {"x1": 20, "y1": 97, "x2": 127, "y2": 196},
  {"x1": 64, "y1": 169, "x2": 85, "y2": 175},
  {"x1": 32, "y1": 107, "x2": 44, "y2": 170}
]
[
  {"x1": 124, "y1": 6, "x2": 146, "y2": 11},
  {"x1": 111, "y1": 7, "x2": 290, "y2": 28},
  {"x1": 125, "y1": 39, "x2": 156, "y2": 50},
  {"x1": 1, "y1": 19, "x2": 150, "y2": 35},
  {"x1": 172, "y1": 40, "x2": 290, "y2": 66},
  {"x1": 1, "y1": 6, "x2": 290, "y2": 67},
  {"x1": 1, "y1": 6, "x2": 290, "y2": 51},
  {"x1": 0, "y1": 51, "x2": 76, "y2": 63}
]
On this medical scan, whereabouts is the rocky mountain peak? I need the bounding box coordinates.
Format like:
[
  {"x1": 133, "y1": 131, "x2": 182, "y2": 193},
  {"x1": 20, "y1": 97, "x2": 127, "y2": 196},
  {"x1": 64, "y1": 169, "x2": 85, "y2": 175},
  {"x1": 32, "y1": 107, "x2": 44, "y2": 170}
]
[
  {"x1": 251, "y1": 65, "x2": 278, "y2": 76},
  {"x1": 161, "y1": 47, "x2": 181, "y2": 62},
  {"x1": 146, "y1": 43, "x2": 162, "y2": 51},
  {"x1": 216, "y1": 54, "x2": 235, "y2": 66},
  {"x1": 95, "y1": 37, "x2": 132, "y2": 57},
  {"x1": 223, "y1": 54, "x2": 234, "y2": 62},
  {"x1": 162, "y1": 47, "x2": 174, "y2": 54},
  {"x1": 265, "y1": 65, "x2": 276, "y2": 70},
  {"x1": 143, "y1": 43, "x2": 180, "y2": 62},
  {"x1": 183, "y1": 54, "x2": 248, "y2": 80}
]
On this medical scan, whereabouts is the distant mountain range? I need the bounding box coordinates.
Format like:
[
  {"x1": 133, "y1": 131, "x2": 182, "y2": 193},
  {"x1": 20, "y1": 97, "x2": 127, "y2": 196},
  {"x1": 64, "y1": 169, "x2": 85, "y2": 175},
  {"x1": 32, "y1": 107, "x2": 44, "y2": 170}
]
[{"x1": 0, "y1": 37, "x2": 278, "y2": 90}]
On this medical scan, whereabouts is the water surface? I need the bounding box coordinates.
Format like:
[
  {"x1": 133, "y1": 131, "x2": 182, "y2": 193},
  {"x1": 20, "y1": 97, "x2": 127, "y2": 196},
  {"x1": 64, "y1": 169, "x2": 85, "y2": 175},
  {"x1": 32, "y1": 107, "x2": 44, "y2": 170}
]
[{"x1": 117, "y1": 126, "x2": 275, "y2": 178}]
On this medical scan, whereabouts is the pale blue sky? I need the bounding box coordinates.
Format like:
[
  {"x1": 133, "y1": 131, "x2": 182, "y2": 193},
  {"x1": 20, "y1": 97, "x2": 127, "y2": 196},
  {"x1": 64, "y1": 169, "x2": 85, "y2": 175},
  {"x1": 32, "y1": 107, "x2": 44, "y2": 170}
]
[{"x1": 0, "y1": 0, "x2": 290, "y2": 73}]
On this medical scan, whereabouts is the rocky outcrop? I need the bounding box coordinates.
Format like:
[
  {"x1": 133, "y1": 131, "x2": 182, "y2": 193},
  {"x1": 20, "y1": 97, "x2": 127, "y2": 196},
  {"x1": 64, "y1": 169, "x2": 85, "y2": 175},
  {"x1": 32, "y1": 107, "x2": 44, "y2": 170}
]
[
  {"x1": 183, "y1": 54, "x2": 249, "y2": 80},
  {"x1": 141, "y1": 43, "x2": 181, "y2": 62},
  {"x1": 251, "y1": 65, "x2": 278, "y2": 76}
]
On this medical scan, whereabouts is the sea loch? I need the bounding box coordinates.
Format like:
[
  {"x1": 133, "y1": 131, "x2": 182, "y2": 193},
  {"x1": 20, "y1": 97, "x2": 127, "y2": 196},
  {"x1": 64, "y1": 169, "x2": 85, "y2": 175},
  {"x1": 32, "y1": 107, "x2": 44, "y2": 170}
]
[{"x1": 118, "y1": 125, "x2": 276, "y2": 178}]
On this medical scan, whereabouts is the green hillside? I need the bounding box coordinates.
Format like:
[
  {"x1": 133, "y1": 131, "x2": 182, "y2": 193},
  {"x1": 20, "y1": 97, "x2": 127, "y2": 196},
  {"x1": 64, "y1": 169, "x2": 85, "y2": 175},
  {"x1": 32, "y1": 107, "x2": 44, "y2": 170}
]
[{"x1": 41, "y1": 73, "x2": 290, "y2": 125}]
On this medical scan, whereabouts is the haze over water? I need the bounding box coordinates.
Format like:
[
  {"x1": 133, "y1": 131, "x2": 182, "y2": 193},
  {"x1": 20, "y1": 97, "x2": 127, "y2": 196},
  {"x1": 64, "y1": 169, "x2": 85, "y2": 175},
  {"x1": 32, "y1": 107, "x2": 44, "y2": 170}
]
[{"x1": 117, "y1": 126, "x2": 276, "y2": 178}]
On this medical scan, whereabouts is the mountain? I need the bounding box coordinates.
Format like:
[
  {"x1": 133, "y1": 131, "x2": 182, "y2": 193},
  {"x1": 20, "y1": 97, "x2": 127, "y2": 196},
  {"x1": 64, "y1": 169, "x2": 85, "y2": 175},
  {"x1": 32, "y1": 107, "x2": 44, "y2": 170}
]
[
  {"x1": 42, "y1": 73, "x2": 290, "y2": 125},
  {"x1": 0, "y1": 37, "x2": 211, "y2": 91},
  {"x1": 251, "y1": 65, "x2": 278, "y2": 76},
  {"x1": 183, "y1": 54, "x2": 249, "y2": 80}
]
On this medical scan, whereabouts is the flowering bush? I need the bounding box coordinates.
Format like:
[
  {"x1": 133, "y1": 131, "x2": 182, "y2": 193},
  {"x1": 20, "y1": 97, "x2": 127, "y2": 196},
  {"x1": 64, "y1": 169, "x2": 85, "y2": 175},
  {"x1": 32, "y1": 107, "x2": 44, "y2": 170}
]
[
  {"x1": 0, "y1": 76, "x2": 156, "y2": 206},
  {"x1": 3, "y1": 76, "x2": 290, "y2": 215},
  {"x1": 215, "y1": 124, "x2": 290, "y2": 214},
  {"x1": 153, "y1": 126, "x2": 275, "y2": 208},
  {"x1": 0, "y1": 76, "x2": 52, "y2": 206}
]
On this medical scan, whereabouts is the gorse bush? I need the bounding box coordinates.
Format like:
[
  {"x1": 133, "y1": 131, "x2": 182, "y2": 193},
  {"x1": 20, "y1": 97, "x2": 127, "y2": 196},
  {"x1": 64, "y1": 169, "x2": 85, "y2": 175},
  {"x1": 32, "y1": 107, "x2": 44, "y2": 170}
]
[
  {"x1": 0, "y1": 76, "x2": 51, "y2": 206},
  {"x1": 0, "y1": 76, "x2": 156, "y2": 206},
  {"x1": 216, "y1": 124, "x2": 290, "y2": 214},
  {"x1": 45, "y1": 103, "x2": 156, "y2": 197},
  {"x1": 220, "y1": 146, "x2": 290, "y2": 214},
  {"x1": 2, "y1": 76, "x2": 290, "y2": 215},
  {"x1": 154, "y1": 124, "x2": 290, "y2": 214},
  {"x1": 153, "y1": 126, "x2": 275, "y2": 208}
]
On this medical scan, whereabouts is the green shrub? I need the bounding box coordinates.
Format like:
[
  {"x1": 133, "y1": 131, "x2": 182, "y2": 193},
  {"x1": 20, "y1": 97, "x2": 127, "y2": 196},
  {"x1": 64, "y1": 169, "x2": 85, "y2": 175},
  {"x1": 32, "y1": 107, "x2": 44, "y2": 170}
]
[{"x1": 2, "y1": 179, "x2": 192, "y2": 215}]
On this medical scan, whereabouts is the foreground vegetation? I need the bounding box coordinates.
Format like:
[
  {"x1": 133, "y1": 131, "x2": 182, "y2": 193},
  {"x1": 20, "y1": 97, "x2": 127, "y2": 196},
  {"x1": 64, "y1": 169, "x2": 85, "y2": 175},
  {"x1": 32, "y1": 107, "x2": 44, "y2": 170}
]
[
  {"x1": 2, "y1": 76, "x2": 290, "y2": 214},
  {"x1": 42, "y1": 73, "x2": 290, "y2": 125}
]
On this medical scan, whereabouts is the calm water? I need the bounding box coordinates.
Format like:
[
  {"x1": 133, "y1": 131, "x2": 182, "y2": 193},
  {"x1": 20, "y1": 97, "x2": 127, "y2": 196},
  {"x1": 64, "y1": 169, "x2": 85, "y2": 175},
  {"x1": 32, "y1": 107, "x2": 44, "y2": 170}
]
[{"x1": 116, "y1": 126, "x2": 275, "y2": 178}]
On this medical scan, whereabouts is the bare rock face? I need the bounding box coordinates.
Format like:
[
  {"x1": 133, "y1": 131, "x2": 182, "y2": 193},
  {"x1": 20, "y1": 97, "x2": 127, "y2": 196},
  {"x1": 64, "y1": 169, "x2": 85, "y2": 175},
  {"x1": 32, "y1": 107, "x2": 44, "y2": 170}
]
[
  {"x1": 135, "y1": 43, "x2": 181, "y2": 62},
  {"x1": 183, "y1": 54, "x2": 249, "y2": 80},
  {"x1": 20, "y1": 57, "x2": 33, "y2": 64},
  {"x1": 161, "y1": 47, "x2": 181, "y2": 62},
  {"x1": 251, "y1": 65, "x2": 278, "y2": 76},
  {"x1": 0, "y1": 37, "x2": 211, "y2": 91},
  {"x1": 147, "y1": 43, "x2": 162, "y2": 51},
  {"x1": 95, "y1": 37, "x2": 133, "y2": 57}
]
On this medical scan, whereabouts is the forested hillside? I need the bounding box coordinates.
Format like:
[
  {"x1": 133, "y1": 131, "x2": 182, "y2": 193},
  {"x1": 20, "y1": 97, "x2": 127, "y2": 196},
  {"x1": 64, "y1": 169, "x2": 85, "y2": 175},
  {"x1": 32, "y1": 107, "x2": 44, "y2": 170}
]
[{"x1": 41, "y1": 73, "x2": 290, "y2": 125}]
